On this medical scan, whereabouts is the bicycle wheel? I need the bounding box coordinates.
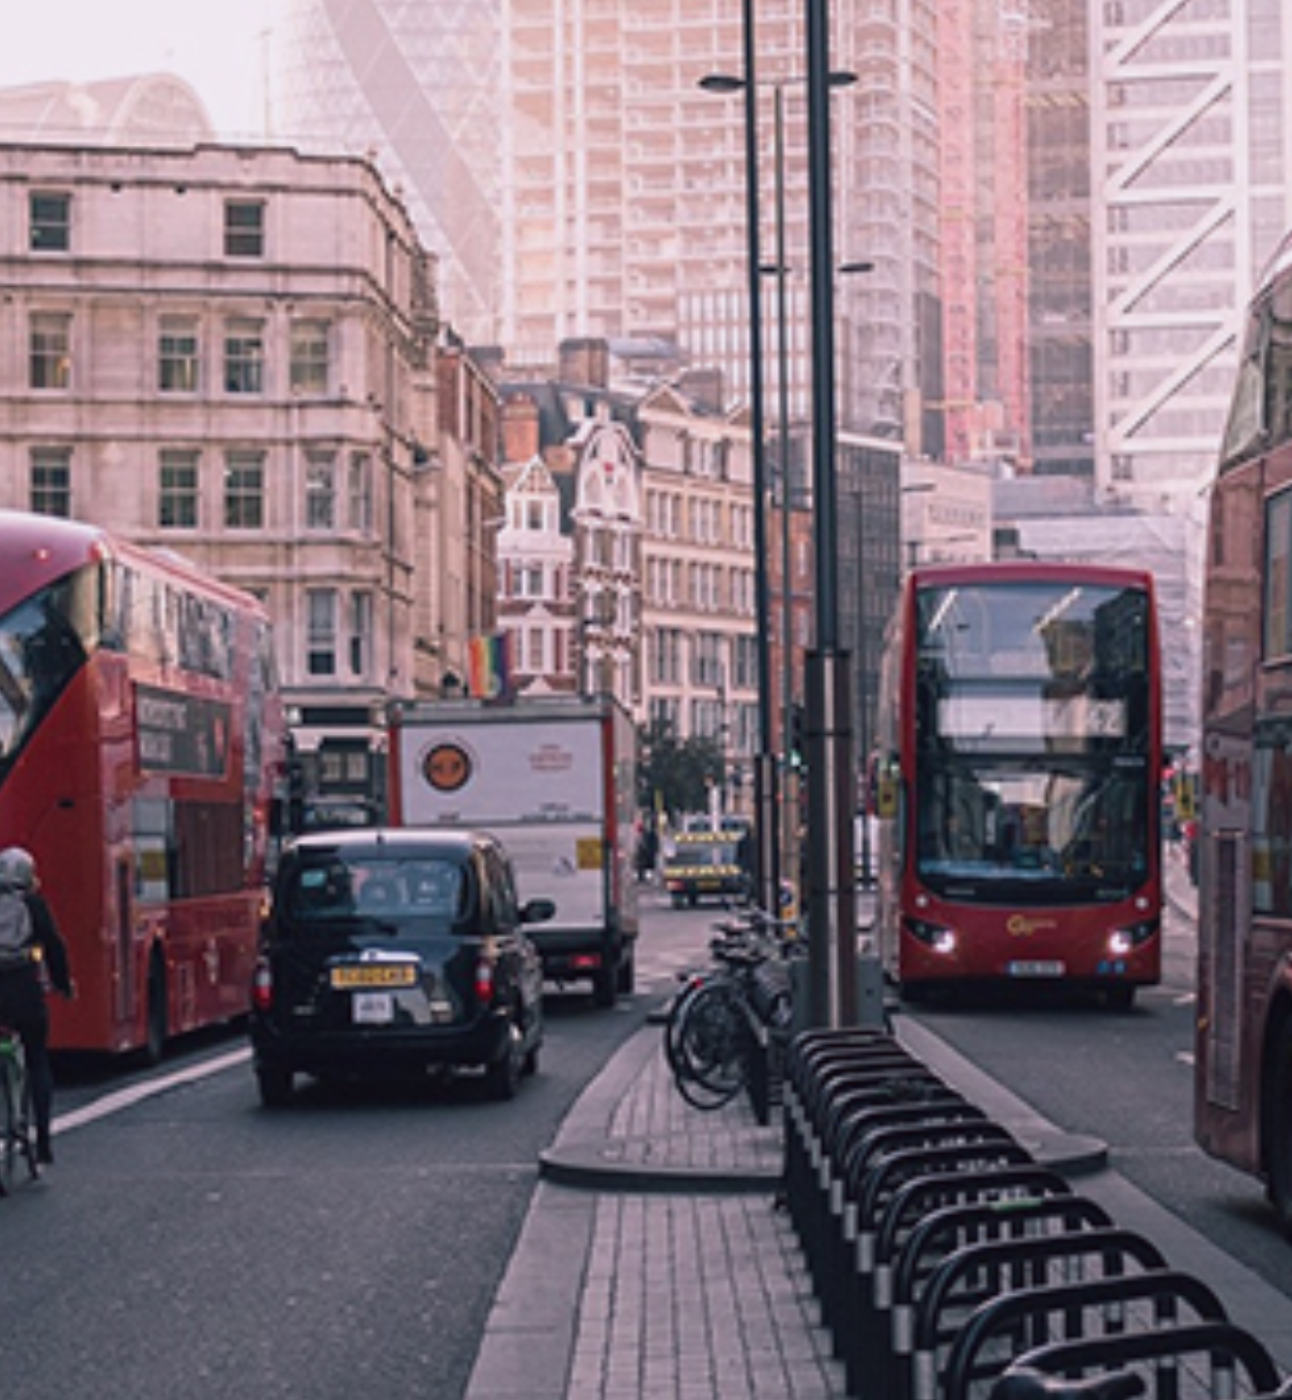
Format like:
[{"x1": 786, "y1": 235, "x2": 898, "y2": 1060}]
[
  {"x1": 0, "y1": 1051, "x2": 17, "y2": 1196},
  {"x1": 17, "y1": 1063, "x2": 38, "y2": 1182},
  {"x1": 674, "y1": 1060, "x2": 744, "y2": 1111},
  {"x1": 665, "y1": 981, "x2": 744, "y2": 1110},
  {"x1": 663, "y1": 976, "x2": 709, "y2": 1082},
  {"x1": 670, "y1": 979, "x2": 748, "y2": 1106}
]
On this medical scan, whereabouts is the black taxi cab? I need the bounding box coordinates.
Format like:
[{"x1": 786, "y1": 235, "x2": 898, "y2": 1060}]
[{"x1": 249, "y1": 828, "x2": 552, "y2": 1105}]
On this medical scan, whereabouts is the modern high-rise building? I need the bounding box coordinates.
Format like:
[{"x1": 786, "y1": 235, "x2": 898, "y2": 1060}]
[
  {"x1": 1026, "y1": 0, "x2": 1095, "y2": 480},
  {"x1": 271, "y1": 0, "x2": 504, "y2": 345},
  {"x1": 269, "y1": 0, "x2": 940, "y2": 447},
  {"x1": 1091, "y1": 0, "x2": 1292, "y2": 513}
]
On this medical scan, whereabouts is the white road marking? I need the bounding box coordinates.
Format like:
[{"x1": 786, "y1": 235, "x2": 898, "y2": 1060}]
[{"x1": 53, "y1": 1046, "x2": 251, "y2": 1136}]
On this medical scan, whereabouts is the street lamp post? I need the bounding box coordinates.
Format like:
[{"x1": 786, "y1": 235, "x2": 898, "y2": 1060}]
[
  {"x1": 853, "y1": 486, "x2": 873, "y2": 890},
  {"x1": 804, "y1": 0, "x2": 857, "y2": 1028},
  {"x1": 697, "y1": 0, "x2": 779, "y2": 919},
  {"x1": 771, "y1": 83, "x2": 798, "y2": 911},
  {"x1": 707, "y1": 67, "x2": 859, "y2": 923}
]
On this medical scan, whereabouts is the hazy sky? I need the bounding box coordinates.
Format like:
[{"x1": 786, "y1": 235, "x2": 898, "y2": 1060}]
[{"x1": 0, "y1": 0, "x2": 268, "y2": 138}]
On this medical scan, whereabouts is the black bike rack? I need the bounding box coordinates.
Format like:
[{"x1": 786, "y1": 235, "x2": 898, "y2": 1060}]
[
  {"x1": 743, "y1": 958, "x2": 793, "y2": 1125},
  {"x1": 781, "y1": 1027, "x2": 1290, "y2": 1400}
]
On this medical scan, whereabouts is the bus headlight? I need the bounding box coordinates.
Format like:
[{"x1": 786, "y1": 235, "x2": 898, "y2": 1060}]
[
  {"x1": 906, "y1": 917, "x2": 957, "y2": 956},
  {"x1": 1108, "y1": 919, "x2": 1158, "y2": 957}
]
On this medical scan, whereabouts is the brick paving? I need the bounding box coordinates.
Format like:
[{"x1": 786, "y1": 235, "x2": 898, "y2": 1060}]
[{"x1": 465, "y1": 1016, "x2": 846, "y2": 1400}]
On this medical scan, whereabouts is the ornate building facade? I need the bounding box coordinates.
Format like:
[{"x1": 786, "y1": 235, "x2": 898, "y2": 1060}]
[{"x1": 0, "y1": 131, "x2": 501, "y2": 809}]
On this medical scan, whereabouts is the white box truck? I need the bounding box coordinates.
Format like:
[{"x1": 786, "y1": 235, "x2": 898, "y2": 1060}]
[{"x1": 387, "y1": 695, "x2": 638, "y2": 1006}]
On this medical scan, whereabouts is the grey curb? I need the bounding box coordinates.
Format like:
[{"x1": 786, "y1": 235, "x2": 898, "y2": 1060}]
[{"x1": 538, "y1": 1003, "x2": 1109, "y2": 1192}]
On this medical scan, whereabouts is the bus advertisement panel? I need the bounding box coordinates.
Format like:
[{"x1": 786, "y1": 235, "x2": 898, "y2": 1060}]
[
  {"x1": 874, "y1": 561, "x2": 1162, "y2": 1005},
  {"x1": 1194, "y1": 229, "x2": 1292, "y2": 1231},
  {"x1": 0, "y1": 510, "x2": 284, "y2": 1058}
]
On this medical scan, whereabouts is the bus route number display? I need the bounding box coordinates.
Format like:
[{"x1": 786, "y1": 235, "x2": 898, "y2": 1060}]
[{"x1": 937, "y1": 694, "x2": 1126, "y2": 742}]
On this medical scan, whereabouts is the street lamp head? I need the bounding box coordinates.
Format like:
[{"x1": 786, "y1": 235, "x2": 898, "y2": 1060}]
[
  {"x1": 698, "y1": 69, "x2": 858, "y2": 95},
  {"x1": 699, "y1": 73, "x2": 745, "y2": 94},
  {"x1": 839, "y1": 259, "x2": 875, "y2": 276}
]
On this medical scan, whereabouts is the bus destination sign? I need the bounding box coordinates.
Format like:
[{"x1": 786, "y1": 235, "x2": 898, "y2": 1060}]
[{"x1": 135, "y1": 684, "x2": 231, "y2": 778}]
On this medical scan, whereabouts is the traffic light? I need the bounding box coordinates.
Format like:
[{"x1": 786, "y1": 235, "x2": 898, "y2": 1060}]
[
  {"x1": 789, "y1": 703, "x2": 805, "y2": 768},
  {"x1": 286, "y1": 751, "x2": 305, "y2": 835}
]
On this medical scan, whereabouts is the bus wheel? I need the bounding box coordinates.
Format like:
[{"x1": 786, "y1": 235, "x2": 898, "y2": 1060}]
[
  {"x1": 1267, "y1": 1018, "x2": 1292, "y2": 1234},
  {"x1": 143, "y1": 951, "x2": 168, "y2": 1066}
]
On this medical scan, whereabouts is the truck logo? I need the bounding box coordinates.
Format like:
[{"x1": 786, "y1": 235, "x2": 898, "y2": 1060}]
[{"x1": 423, "y1": 742, "x2": 472, "y2": 792}]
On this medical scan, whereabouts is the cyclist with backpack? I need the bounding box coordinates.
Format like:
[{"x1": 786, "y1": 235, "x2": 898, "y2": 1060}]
[{"x1": 0, "y1": 847, "x2": 74, "y2": 1166}]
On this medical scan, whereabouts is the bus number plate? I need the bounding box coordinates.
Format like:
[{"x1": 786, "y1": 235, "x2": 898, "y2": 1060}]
[{"x1": 1006, "y1": 960, "x2": 1065, "y2": 978}]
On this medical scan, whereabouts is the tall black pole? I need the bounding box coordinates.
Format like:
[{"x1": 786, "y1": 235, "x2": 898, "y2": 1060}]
[
  {"x1": 804, "y1": 0, "x2": 857, "y2": 1027},
  {"x1": 737, "y1": 0, "x2": 780, "y2": 917},
  {"x1": 773, "y1": 85, "x2": 798, "y2": 905}
]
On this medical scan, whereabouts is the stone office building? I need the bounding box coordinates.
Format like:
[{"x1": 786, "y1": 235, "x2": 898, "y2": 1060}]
[{"x1": 0, "y1": 118, "x2": 499, "y2": 810}]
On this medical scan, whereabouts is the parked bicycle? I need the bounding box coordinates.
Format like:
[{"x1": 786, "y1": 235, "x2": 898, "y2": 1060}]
[
  {"x1": 664, "y1": 904, "x2": 800, "y2": 1112},
  {"x1": 0, "y1": 1021, "x2": 40, "y2": 1194}
]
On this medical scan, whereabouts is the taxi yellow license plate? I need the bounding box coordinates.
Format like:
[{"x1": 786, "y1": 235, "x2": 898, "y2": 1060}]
[{"x1": 330, "y1": 964, "x2": 419, "y2": 989}]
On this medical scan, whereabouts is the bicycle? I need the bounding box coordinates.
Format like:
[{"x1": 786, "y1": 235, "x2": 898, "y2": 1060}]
[
  {"x1": 0, "y1": 1020, "x2": 40, "y2": 1195},
  {"x1": 664, "y1": 905, "x2": 799, "y2": 1112}
]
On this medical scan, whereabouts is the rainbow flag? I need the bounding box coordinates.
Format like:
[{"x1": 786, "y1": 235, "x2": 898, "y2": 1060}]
[{"x1": 468, "y1": 632, "x2": 511, "y2": 699}]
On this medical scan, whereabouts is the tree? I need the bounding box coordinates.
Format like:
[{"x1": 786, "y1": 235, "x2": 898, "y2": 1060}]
[{"x1": 637, "y1": 718, "x2": 726, "y2": 820}]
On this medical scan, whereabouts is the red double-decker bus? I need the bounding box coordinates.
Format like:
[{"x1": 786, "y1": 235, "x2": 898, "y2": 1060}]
[
  {"x1": 1194, "y1": 231, "x2": 1292, "y2": 1231},
  {"x1": 873, "y1": 560, "x2": 1163, "y2": 1005},
  {"x1": 0, "y1": 510, "x2": 285, "y2": 1058}
]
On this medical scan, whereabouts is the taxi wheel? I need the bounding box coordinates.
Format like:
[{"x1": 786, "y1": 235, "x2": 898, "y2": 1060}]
[
  {"x1": 484, "y1": 1021, "x2": 523, "y2": 1101},
  {"x1": 257, "y1": 1064, "x2": 294, "y2": 1108}
]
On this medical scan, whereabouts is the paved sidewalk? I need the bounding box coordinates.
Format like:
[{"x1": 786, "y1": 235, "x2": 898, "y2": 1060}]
[
  {"x1": 465, "y1": 862, "x2": 1292, "y2": 1400},
  {"x1": 465, "y1": 1015, "x2": 844, "y2": 1400}
]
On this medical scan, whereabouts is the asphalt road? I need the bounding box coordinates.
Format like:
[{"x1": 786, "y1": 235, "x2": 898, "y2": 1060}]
[
  {"x1": 11, "y1": 878, "x2": 1292, "y2": 1398},
  {"x1": 6, "y1": 984, "x2": 644, "y2": 1400}
]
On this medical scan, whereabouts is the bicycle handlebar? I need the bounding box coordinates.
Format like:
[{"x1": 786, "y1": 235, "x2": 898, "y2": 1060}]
[{"x1": 990, "y1": 1369, "x2": 1146, "y2": 1400}]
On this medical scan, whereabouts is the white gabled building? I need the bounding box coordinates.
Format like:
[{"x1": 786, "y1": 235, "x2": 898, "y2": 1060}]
[{"x1": 496, "y1": 454, "x2": 577, "y2": 695}]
